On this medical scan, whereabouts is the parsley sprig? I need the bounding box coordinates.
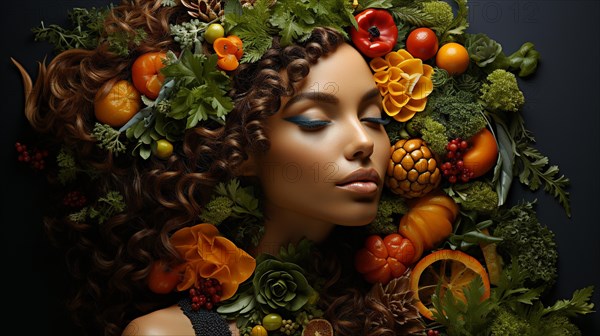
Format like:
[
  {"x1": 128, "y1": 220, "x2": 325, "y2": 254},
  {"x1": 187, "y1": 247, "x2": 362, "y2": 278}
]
[
  {"x1": 225, "y1": 0, "x2": 356, "y2": 63},
  {"x1": 509, "y1": 114, "x2": 571, "y2": 217},
  {"x1": 161, "y1": 50, "x2": 234, "y2": 128}
]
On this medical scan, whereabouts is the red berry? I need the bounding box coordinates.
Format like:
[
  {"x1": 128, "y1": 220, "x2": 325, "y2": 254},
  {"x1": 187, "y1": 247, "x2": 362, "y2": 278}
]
[
  {"x1": 205, "y1": 302, "x2": 213, "y2": 310},
  {"x1": 448, "y1": 175, "x2": 457, "y2": 183}
]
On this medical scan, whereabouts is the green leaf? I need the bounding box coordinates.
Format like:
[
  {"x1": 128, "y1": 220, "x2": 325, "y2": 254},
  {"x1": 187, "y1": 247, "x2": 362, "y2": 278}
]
[
  {"x1": 543, "y1": 286, "x2": 595, "y2": 317},
  {"x1": 359, "y1": 0, "x2": 394, "y2": 10},
  {"x1": 492, "y1": 118, "x2": 515, "y2": 207}
]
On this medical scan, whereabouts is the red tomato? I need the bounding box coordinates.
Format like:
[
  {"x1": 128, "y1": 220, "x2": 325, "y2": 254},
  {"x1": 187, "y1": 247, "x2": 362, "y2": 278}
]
[
  {"x1": 406, "y1": 27, "x2": 439, "y2": 60},
  {"x1": 355, "y1": 233, "x2": 415, "y2": 284},
  {"x1": 131, "y1": 51, "x2": 167, "y2": 100},
  {"x1": 147, "y1": 260, "x2": 183, "y2": 294}
]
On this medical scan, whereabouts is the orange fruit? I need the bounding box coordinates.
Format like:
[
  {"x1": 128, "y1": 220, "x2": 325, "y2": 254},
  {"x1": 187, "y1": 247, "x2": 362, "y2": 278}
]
[
  {"x1": 94, "y1": 79, "x2": 141, "y2": 127},
  {"x1": 462, "y1": 128, "x2": 498, "y2": 178},
  {"x1": 435, "y1": 42, "x2": 470, "y2": 75},
  {"x1": 409, "y1": 249, "x2": 491, "y2": 320}
]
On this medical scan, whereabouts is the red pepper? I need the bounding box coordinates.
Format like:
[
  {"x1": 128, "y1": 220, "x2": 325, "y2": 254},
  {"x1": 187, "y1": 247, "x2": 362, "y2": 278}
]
[{"x1": 350, "y1": 8, "x2": 398, "y2": 58}]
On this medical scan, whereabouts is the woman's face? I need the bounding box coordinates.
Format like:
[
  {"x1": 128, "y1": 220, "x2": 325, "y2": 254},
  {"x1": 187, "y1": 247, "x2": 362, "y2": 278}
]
[{"x1": 253, "y1": 43, "x2": 391, "y2": 229}]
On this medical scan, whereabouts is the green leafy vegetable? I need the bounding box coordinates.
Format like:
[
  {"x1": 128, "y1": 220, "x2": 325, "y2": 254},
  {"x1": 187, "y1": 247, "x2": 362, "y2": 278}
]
[
  {"x1": 68, "y1": 190, "x2": 126, "y2": 224},
  {"x1": 32, "y1": 7, "x2": 108, "y2": 52},
  {"x1": 431, "y1": 276, "x2": 497, "y2": 336},
  {"x1": 492, "y1": 201, "x2": 558, "y2": 286},
  {"x1": 509, "y1": 114, "x2": 571, "y2": 216},
  {"x1": 92, "y1": 123, "x2": 126, "y2": 155},
  {"x1": 161, "y1": 50, "x2": 233, "y2": 127},
  {"x1": 56, "y1": 147, "x2": 78, "y2": 185}
]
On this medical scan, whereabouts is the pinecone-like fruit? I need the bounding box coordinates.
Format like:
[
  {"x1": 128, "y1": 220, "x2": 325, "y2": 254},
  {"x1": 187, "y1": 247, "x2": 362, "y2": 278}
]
[
  {"x1": 386, "y1": 138, "x2": 441, "y2": 198},
  {"x1": 180, "y1": 0, "x2": 224, "y2": 22},
  {"x1": 239, "y1": 0, "x2": 256, "y2": 7},
  {"x1": 366, "y1": 273, "x2": 425, "y2": 335}
]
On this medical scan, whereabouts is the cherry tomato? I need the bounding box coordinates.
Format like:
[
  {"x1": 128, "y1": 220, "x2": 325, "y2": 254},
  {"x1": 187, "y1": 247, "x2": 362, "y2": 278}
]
[
  {"x1": 435, "y1": 42, "x2": 470, "y2": 75},
  {"x1": 204, "y1": 23, "x2": 225, "y2": 44},
  {"x1": 131, "y1": 51, "x2": 167, "y2": 100},
  {"x1": 406, "y1": 27, "x2": 439, "y2": 60},
  {"x1": 153, "y1": 139, "x2": 173, "y2": 159},
  {"x1": 94, "y1": 79, "x2": 141, "y2": 127},
  {"x1": 147, "y1": 260, "x2": 183, "y2": 294}
]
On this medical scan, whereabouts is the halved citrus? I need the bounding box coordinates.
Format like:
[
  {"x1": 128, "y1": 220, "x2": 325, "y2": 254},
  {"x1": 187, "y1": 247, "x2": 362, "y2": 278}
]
[{"x1": 409, "y1": 249, "x2": 491, "y2": 320}]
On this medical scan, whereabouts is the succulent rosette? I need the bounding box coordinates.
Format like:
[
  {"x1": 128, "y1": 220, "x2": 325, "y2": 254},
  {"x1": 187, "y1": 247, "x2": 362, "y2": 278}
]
[
  {"x1": 253, "y1": 257, "x2": 314, "y2": 313},
  {"x1": 170, "y1": 223, "x2": 256, "y2": 300},
  {"x1": 464, "y1": 33, "x2": 503, "y2": 67},
  {"x1": 370, "y1": 49, "x2": 434, "y2": 122}
]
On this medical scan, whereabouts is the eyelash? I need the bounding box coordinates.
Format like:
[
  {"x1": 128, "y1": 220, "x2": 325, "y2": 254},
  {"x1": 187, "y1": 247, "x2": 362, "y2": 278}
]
[
  {"x1": 284, "y1": 116, "x2": 332, "y2": 129},
  {"x1": 361, "y1": 117, "x2": 390, "y2": 126},
  {"x1": 284, "y1": 116, "x2": 389, "y2": 130}
]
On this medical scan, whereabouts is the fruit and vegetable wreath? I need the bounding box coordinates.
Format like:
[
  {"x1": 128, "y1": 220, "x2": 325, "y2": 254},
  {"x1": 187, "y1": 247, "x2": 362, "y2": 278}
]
[{"x1": 12, "y1": 0, "x2": 596, "y2": 335}]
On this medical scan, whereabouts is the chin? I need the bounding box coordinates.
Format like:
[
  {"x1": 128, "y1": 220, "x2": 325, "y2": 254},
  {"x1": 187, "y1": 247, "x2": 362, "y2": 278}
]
[{"x1": 332, "y1": 204, "x2": 379, "y2": 227}]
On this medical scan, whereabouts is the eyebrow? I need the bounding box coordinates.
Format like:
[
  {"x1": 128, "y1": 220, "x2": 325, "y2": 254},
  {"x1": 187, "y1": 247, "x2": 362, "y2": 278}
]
[
  {"x1": 283, "y1": 91, "x2": 339, "y2": 110},
  {"x1": 283, "y1": 87, "x2": 381, "y2": 111}
]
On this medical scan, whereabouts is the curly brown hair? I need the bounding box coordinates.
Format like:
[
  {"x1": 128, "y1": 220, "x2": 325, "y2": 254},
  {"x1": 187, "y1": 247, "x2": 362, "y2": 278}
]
[{"x1": 17, "y1": 1, "x2": 406, "y2": 335}]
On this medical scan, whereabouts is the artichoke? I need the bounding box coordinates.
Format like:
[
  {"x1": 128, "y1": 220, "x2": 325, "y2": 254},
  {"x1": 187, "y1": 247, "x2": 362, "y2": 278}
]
[
  {"x1": 366, "y1": 273, "x2": 425, "y2": 335},
  {"x1": 253, "y1": 258, "x2": 313, "y2": 313},
  {"x1": 465, "y1": 33, "x2": 503, "y2": 67}
]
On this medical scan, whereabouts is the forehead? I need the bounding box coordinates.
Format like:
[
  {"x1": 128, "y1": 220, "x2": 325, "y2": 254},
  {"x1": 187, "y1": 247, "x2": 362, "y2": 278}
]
[{"x1": 299, "y1": 43, "x2": 376, "y2": 97}]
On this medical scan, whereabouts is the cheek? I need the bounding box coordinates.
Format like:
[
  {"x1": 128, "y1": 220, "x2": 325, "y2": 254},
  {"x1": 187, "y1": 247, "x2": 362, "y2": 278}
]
[{"x1": 373, "y1": 131, "x2": 392, "y2": 172}]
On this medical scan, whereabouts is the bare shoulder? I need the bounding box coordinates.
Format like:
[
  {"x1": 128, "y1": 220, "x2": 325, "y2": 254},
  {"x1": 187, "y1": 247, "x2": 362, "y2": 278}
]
[{"x1": 121, "y1": 305, "x2": 194, "y2": 336}]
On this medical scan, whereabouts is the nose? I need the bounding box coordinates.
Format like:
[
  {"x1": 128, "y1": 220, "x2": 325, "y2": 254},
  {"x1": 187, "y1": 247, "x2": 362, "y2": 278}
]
[{"x1": 344, "y1": 119, "x2": 375, "y2": 161}]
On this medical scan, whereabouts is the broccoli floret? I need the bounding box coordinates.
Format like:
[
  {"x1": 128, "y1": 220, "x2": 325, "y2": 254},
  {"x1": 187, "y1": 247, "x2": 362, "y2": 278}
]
[
  {"x1": 369, "y1": 192, "x2": 409, "y2": 235},
  {"x1": 454, "y1": 181, "x2": 499, "y2": 214},
  {"x1": 492, "y1": 201, "x2": 558, "y2": 286},
  {"x1": 421, "y1": 1, "x2": 454, "y2": 29},
  {"x1": 424, "y1": 89, "x2": 487, "y2": 140},
  {"x1": 420, "y1": 117, "x2": 448, "y2": 156},
  {"x1": 200, "y1": 196, "x2": 234, "y2": 225},
  {"x1": 491, "y1": 308, "x2": 582, "y2": 336},
  {"x1": 490, "y1": 307, "x2": 529, "y2": 336},
  {"x1": 540, "y1": 315, "x2": 582, "y2": 336},
  {"x1": 480, "y1": 69, "x2": 525, "y2": 112}
]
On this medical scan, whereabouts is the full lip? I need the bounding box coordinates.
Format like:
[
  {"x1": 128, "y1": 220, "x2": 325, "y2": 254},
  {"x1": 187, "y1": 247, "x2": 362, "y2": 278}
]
[{"x1": 335, "y1": 168, "x2": 382, "y2": 187}]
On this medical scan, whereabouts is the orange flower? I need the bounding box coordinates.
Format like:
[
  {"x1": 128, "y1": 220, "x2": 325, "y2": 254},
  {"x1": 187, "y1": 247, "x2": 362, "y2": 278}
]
[
  {"x1": 370, "y1": 49, "x2": 434, "y2": 122},
  {"x1": 170, "y1": 223, "x2": 255, "y2": 300}
]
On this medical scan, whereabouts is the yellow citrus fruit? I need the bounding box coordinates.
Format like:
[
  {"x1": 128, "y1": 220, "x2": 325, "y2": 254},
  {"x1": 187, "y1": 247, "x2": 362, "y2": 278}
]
[
  {"x1": 435, "y1": 42, "x2": 470, "y2": 75},
  {"x1": 409, "y1": 249, "x2": 491, "y2": 320}
]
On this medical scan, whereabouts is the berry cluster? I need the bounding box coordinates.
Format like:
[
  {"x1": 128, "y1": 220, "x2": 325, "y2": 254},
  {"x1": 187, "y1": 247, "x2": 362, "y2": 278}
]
[
  {"x1": 63, "y1": 191, "x2": 88, "y2": 208},
  {"x1": 426, "y1": 330, "x2": 440, "y2": 336},
  {"x1": 279, "y1": 319, "x2": 300, "y2": 335},
  {"x1": 440, "y1": 138, "x2": 474, "y2": 183},
  {"x1": 15, "y1": 142, "x2": 49, "y2": 171},
  {"x1": 188, "y1": 278, "x2": 223, "y2": 311}
]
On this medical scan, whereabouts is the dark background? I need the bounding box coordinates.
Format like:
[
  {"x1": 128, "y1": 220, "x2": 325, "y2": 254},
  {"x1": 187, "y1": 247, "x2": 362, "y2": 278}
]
[{"x1": 1, "y1": 0, "x2": 598, "y2": 335}]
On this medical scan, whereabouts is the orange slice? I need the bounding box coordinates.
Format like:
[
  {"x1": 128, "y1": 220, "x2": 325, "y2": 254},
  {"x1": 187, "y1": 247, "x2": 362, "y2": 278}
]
[{"x1": 409, "y1": 249, "x2": 491, "y2": 320}]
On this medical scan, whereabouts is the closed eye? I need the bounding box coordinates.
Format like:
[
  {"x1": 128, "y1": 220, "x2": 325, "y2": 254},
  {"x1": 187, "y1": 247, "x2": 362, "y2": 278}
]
[
  {"x1": 361, "y1": 117, "x2": 390, "y2": 126},
  {"x1": 284, "y1": 116, "x2": 332, "y2": 130}
]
